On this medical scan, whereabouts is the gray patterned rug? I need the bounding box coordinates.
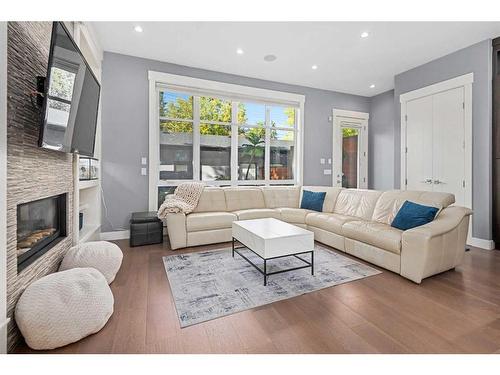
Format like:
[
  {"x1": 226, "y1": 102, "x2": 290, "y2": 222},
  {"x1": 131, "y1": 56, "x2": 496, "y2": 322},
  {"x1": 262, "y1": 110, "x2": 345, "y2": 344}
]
[{"x1": 163, "y1": 244, "x2": 381, "y2": 327}]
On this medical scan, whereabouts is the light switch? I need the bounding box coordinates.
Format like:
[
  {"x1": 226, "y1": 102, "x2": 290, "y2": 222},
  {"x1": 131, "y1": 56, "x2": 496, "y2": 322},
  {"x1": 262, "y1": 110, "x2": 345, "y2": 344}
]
[
  {"x1": 323, "y1": 169, "x2": 332, "y2": 175},
  {"x1": 320, "y1": 158, "x2": 325, "y2": 164},
  {"x1": 141, "y1": 167, "x2": 147, "y2": 176},
  {"x1": 141, "y1": 157, "x2": 147, "y2": 165}
]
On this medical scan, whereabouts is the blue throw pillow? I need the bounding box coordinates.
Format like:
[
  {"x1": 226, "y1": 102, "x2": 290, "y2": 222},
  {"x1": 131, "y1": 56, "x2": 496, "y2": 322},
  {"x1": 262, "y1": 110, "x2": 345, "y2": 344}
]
[
  {"x1": 300, "y1": 190, "x2": 326, "y2": 212},
  {"x1": 391, "y1": 200, "x2": 439, "y2": 231}
]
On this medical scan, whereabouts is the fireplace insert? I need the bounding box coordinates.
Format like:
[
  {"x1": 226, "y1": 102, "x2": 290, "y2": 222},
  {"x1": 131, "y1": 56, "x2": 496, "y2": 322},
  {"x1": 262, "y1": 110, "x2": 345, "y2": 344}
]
[{"x1": 17, "y1": 193, "x2": 67, "y2": 271}]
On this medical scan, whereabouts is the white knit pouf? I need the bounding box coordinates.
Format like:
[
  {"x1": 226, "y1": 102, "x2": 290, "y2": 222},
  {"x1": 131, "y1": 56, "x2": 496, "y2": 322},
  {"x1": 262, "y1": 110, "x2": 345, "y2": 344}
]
[
  {"x1": 59, "y1": 241, "x2": 123, "y2": 284},
  {"x1": 15, "y1": 268, "x2": 114, "y2": 350}
]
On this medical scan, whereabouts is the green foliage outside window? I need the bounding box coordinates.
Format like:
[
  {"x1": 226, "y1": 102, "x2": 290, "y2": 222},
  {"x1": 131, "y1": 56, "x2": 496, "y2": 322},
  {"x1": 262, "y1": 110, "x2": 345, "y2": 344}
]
[
  {"x1": 159, "y1": 93, "x2": 293, "y2": 139},
  {"x1": 342, "y1": 128, "x2": 359, "y2": 137}
]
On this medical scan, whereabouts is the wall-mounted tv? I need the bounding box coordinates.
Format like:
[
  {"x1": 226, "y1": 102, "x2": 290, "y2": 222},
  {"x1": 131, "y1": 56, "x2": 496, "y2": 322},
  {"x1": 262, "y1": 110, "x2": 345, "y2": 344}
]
[{"x1": 38, "y1": 22, "x2": 100, "y2": 157}]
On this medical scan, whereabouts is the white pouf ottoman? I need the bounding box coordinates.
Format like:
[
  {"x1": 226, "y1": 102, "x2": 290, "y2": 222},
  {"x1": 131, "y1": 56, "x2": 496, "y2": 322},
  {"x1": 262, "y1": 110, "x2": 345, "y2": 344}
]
[
  {"x1": 15, "y1": 268, "x2": 114, "y2": 350},
  {"x1": 59, "y1": 241, "x2": 123, "y2": 284}
]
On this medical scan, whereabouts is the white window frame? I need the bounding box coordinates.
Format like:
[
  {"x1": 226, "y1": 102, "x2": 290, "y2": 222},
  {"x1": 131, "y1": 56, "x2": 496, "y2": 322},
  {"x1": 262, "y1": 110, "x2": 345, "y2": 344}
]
[{"x1": 148, "y1": 71, "x2": 305, "y2": 210}]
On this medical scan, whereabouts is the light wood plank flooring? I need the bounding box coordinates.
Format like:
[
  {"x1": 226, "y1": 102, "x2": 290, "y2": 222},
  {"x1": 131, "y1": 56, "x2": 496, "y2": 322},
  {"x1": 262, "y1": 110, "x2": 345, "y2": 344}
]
[{"x1": 14, "y1": 239, "x2": 500, "y2": 354}]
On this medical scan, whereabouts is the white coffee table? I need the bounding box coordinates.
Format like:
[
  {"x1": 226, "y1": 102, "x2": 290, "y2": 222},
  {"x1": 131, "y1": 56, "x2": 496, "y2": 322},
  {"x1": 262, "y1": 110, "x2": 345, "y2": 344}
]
[{"x1": 232, "y1": 218, "x2": 315, "y2": 285}]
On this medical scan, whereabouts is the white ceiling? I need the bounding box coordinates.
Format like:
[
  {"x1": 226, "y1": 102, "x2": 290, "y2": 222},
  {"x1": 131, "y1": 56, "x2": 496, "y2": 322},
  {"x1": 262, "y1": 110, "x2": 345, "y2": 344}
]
[{"x1": 91, "y1": 22, "x2": 500, "y2": 97}]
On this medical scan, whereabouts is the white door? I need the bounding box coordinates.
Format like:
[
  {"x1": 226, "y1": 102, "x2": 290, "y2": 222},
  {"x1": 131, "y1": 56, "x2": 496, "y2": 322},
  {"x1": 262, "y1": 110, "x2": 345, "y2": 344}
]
[
  {"x1": 332, "y1": 110, "x2": 368, "y2": 189},
  {"x1": 432, "y1": 87, "x2": 466, "y2": 205},
  {"x1": 404, "y1": 86, "x2": 466, "y2": 207},
  {"x1": 406, "y1": 95, "x2": 434, "y2": 191}
]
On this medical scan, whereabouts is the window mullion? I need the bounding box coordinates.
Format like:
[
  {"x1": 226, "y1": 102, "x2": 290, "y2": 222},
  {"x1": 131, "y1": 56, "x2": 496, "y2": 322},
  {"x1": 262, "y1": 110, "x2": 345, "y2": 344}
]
[
  {"x1": 265, "y1": 106, "x2": 271, "y2": 185},
  {"x1": 193, "y1": 96, "x2": 201, "y2": 181},
  {"x1": 231, "y1": 101, "x2": 239, "y2": 186}
]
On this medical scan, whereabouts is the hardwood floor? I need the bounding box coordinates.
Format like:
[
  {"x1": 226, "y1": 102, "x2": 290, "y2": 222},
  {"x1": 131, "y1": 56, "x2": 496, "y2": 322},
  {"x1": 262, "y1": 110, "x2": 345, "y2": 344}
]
[{"x1": 13, "y1": 239, "x2": 500, "y2": 354}]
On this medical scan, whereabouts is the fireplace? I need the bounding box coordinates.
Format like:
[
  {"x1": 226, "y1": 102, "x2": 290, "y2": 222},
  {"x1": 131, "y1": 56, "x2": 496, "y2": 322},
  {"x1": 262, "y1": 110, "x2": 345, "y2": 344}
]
[{"x1": 17, "y1": 193, "x2": 67, "y2": 271}]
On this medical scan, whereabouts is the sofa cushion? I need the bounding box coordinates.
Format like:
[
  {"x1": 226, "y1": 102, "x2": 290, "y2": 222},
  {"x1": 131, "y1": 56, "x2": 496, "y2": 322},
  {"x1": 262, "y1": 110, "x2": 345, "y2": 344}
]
[
  {"x1": 193, "y1": 187, "x2": 227, "y2": 212},
  {"x1": 391, "y1": 200, "x2": 439, "y2": 231},
  {"x1": 300, "y1": 186, "x2": 342, "y2": 212},
  {"x1": 261, "y1": 186, "x2": 300, "y2": 208},
  {"x1": 342, "y1": 220, "x2": 403, "y2": 254},
  {"x1": 278, "y1": 208, "x2": 313, "y2": 224},
  {"x1": 186, "y1": 212, "x2": 237, "y2": 232},
  {"x1": 334, "y1": 189, "x2": 382, "y2": 220},
  {"x1": 223, "y1": 187, "x2": 265, "y2": 211},
  {"x1": 372, "y1": 190, "x2": 454, "y2": 225},
  {"x1": 233, "y1": 208, "x2": 280, "y2": 220},
  {"x1": 306, "y1": 212, "x2": 359, "y2": 235},
  {"x1": 300, "y1": 190, "x2": 326, "y2": 212}
]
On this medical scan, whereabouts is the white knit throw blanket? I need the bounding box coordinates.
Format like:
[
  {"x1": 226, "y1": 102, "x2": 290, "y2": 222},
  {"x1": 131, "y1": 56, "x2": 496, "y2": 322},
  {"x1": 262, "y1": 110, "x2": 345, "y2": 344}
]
[{"x1": 157, "y1": 182, "x2": 205, "y2": 218}]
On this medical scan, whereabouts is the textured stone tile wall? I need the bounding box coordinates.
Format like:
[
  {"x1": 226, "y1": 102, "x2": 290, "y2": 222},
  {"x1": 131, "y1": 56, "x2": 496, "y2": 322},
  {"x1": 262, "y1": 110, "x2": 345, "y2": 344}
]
[{"x1": 6, "y1": 21, "x2": 74, "y2": 352}]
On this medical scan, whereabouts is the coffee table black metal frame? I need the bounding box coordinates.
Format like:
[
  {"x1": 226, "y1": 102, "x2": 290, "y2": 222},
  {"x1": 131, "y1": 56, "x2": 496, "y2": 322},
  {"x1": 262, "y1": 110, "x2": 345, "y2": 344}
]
[{"x1": 232, "y1": 238, "x2": 314, "y2": 286}]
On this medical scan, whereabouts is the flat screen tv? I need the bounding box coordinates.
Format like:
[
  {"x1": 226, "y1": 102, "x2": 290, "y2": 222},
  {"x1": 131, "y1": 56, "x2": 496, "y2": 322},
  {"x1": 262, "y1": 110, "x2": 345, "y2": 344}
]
[{"x1": 39, "y1": 22, "x2": 100, "y2": 157}]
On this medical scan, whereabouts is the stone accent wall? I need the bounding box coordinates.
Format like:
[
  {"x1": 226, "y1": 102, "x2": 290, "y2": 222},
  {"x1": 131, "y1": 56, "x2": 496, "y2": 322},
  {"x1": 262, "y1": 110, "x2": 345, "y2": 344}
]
[{"x1": 6, "y1": 22, "x2": 74, "y2": 352}]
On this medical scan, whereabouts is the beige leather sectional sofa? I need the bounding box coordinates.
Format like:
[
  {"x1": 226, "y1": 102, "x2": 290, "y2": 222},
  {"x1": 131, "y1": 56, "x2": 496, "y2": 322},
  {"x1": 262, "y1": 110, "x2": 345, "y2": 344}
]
[{"x1": 166, "y1": 186, "x2": 472, "y2": 284}]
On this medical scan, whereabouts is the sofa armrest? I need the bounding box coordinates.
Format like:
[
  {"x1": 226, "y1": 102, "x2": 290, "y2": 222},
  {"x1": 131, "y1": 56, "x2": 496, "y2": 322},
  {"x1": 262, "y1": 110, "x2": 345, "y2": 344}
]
[
  {"x1": 400, "y1": 206, "x2": 472, "y2": 284},
  {"x1": 166, "y1": 213, "x2": 187, "y2": 250},
  {"x1": 404, "y1": 206, "x2": 472, "y2": 239}
]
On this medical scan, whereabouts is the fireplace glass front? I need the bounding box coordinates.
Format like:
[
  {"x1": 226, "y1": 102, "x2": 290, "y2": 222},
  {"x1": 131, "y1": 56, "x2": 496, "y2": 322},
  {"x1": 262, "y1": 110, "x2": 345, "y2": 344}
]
[{"x1": 17, "y1": 194, "x2": 67, "y2": 271}]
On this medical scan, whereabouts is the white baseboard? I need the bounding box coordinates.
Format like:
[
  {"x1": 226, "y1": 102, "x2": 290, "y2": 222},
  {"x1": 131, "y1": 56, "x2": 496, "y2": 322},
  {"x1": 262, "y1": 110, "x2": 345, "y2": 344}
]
[
  {"x1": 100, "y1": 227, "x2": 167, "y2": 241},
  {"x1": 467, "y1": 237, "x2": 495, "y2": 250},
  {"x1": 0, "y1": 318, "x2": 10, "y2": 354},
  {"x1": 100, "y1": 230, "x2": 130, "y2": 241}
]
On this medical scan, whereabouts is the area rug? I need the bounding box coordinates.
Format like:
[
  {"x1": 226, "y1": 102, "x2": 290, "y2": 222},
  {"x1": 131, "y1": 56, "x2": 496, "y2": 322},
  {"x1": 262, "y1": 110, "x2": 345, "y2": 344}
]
[{"x1": 163, "y1": 244, "x2": 381, "y2": 327}]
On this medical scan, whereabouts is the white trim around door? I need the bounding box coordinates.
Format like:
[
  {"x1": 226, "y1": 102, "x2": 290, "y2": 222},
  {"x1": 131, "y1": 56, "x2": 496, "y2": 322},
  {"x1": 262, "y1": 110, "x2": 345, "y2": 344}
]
[
  {"x1": 399, "y1": 73, "x2": 476, "y2": 247},
  {"x1": 332, "y1": 109, "x2": 369, "y2": 189}
]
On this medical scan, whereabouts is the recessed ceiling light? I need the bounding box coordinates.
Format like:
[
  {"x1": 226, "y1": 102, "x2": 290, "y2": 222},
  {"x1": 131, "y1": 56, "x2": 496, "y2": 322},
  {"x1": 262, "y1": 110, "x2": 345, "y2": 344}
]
[
  {"x1": 311, "y1": 65, "x2": 318, "y2": 70},
  {"x1": 361, "y1": 31, "x2": 369, "y2": 38},
  {"x1": 134, "y1": 25, "x2": 143, "y2": 33},
  {"x1": 369, "y1": 84, "x2": 375, "y2": 88},
  {"x1": 236, "y1": 48, "x2": 244, "y2": 55},
  {"x1": 264, "y1": 54, "x2": 277, "y2": 62}
]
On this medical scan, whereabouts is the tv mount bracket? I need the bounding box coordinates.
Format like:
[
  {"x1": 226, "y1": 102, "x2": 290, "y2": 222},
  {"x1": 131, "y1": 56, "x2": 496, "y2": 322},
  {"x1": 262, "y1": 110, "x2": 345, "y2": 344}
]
[{"x1": 29, "y1": 76, "x2": 46, "y2": 107}]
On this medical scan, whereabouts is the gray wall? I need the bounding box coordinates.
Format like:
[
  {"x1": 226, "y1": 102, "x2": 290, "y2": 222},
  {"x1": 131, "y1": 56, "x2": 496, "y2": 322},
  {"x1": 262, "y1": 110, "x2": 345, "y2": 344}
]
[
  {"x1": 101, "y1": 52, "x2": 370, "y2": 232},
  {"x1": 368, "y1": 90, "x2": 395, "y2": 190},
  {"x1": 394, "y1": 40, "x2": 493, "y2": 240}
]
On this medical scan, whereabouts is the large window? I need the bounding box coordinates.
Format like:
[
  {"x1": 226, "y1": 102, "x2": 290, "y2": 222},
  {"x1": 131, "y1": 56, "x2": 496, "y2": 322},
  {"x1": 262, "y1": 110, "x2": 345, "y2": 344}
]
[{"x1": 149, "y1": 72, "x2": 304, "y2": 209}]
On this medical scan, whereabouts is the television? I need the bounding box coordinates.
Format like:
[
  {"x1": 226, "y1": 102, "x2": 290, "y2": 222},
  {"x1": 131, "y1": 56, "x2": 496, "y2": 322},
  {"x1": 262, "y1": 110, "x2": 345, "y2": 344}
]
[{"x1": 38, "y1": 22, "x2": 100, "y2": 157}]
